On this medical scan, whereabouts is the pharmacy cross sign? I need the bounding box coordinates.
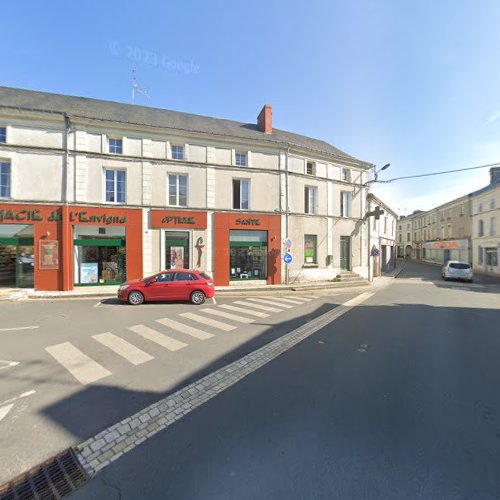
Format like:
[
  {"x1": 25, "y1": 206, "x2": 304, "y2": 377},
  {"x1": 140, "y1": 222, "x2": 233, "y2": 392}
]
[{"x1": 366, "y1": 206, "x2": 385, "y2": 220}]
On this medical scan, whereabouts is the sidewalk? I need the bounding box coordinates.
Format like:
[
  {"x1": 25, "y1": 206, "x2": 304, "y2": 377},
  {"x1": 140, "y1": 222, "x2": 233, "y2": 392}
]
[{"x1": 0, "y1": 278, "x2": 374, "y2": 301}]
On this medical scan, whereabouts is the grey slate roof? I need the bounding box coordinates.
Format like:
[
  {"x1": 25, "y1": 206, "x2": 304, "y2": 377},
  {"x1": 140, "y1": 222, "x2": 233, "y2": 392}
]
[{"x1": 0, "y1": 86, "x2": 370, "y2": 165}]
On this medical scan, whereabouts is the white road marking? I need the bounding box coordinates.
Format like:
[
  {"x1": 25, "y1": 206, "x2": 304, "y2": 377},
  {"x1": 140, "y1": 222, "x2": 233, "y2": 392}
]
[
  {"x1": 0, "y1": 404, "x2": 14, "y2": 423},
  {"x1": 128, "y1": 325, "x2": 187, "y2": 351},
  {"x1": 233, "y1": 300, "x2": 284, "y2": 313},
  {"x1": 180, "y1": 312, "x2": 236, "y2": 331},
  {"x1": 156, "y1": 317, "x2": 214, "y2": 340},
  {"x1": 247, "y1": 298, "x2": 293, "y2": 309},
  {"x1": 0, "y1": 326, "x2": 39, "y2": 332},
  {"x1": 343, "y1": 292, "x2": 374, "y2": 307},
  {"x1": 45, "y1": 342, "x2": 112, "y2": 385},
  {"x1": 0, "y1": 390, "x2": 36, "y2": 406},
  {"x1": 0, "y1": 360, "x2": 20, "y2": 371},
  {"x1": 202, "y1": 308, "x2": 255, "y2": 324},
  {"x1": 269, "y1": 297, "x2": 309, "y2": 305},
  {"x1": 289, "y1": 296, "x2": 312, "y2": 302},
  {"x1": 219, "y1": 304, "x2": 269, "y2": 318},
  {"x1": 211, "y1": 297, "x2": 217, "y2": 305},
  {"x1": 93, "y1": 333, "x2": 154, "y2": 365},
  {"x1": 93, "y1": 301, "x2": 102, "y2": 308}
]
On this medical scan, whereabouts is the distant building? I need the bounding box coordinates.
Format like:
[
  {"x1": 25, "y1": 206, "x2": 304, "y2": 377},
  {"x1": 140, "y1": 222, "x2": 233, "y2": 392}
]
[
  {"x1": 470, "y1": 168, "x2": 500, "y2": 276},
  {"x1": 367, "y1": 194, "x2": 397, "y2": 279}
]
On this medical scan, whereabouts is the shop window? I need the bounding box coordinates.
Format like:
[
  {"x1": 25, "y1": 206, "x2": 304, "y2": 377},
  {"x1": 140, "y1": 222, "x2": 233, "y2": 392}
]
[
  {"x1": 230, "y1": 230, "x2": 267, "y2": 280},
  {"x1": 172, "y1": 145, "x2": 185, "y2": 160},
  {"x1": 304, "y1": 234, "x2": 317, "y2": 264},
  {"x1": 168, "y1": 174, "x2": 188, "y2": 207},
  {"x1": 104, "y1": 169, "x2": 126, "y2": 203},
  {"x1": 109, "y1": 138, "x2": 123, "y2": 154},
  {"x1": 304, "y1": 186, "x2": 317, "y2": 214},
  {"x1": 233, "y1": 179, "x2": 249, "y2": 210},
  {"x1": 165, "y1": 231, "x2": 190, "y2": 270},
  {"x1": 0, "y1": 162, "x2": 10, "y2": 198},
  {"x1": 0, "y1": 224, "x2": 34, "y2": 288},
  {"x1": 0, "y1": 127, "x2": 6, "y2": 143},
  {"x1": 340, "y1": 191, "x2": 351, "y2": 217},
  {"x1": 235, "y1": 152, "x2": 247, "y2": 167},
  {"x1": 74, "y1": 229, "x2": 126, "y2": 286}
]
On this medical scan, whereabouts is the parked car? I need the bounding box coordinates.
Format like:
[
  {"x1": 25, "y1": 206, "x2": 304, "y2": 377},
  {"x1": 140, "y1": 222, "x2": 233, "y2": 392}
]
[
  {"x1": 441, "y1": 261, "x2": 473, "y2": 282},
  {"x1": 117, "y1": 270, "x2": 215, "y2": 305}
]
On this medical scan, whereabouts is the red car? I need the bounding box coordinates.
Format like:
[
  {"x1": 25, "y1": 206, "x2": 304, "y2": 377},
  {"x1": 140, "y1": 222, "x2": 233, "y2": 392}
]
[{"x1": 117, "y1": 270, "x2": 215, "y2": 305}]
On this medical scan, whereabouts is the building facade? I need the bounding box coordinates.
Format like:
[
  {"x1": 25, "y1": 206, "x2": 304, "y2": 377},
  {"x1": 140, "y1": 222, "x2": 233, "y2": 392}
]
[
  {"x1": 367, "y1": 194, "x2": 397, "y2": 279},
  {"x1": 0, "y1": 87, "x2": 373, "y2": 290},
  {"x1": 470, "y1": 168, "x2": 500, "y2": 276}
]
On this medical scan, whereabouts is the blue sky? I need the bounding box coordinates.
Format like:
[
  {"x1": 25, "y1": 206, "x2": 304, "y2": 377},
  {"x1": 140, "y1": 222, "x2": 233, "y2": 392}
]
[{"x1": 2, "y1": 0, "x2": 500, "y2": 214}]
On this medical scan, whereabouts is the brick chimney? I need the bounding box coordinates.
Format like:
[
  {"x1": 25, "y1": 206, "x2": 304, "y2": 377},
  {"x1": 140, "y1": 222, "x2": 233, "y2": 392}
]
[
  {"x1": 257, "y1": 104, "x2": 272, "y2": 133},
  {"x1": 490, "y1": 166, "x2": 500, "y2": 184}
]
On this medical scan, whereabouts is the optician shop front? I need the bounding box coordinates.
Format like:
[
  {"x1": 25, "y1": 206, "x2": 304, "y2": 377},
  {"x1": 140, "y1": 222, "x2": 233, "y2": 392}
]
[{"x1": 0, "y1": 203, "x2": 142, "y2": 291}]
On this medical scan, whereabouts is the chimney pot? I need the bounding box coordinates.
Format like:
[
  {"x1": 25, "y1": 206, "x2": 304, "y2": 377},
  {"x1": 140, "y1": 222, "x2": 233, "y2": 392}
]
[{"x1": 257, "y1": 104, "x2": 272, "y2": 133}]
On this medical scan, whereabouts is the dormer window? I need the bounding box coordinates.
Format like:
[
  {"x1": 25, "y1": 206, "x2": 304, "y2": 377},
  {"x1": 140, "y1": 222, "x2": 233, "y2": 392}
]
[
  {"x1": 306, "y1": 161, "x2": 315, "y2": 175},
  {"x1": 109, "y1": 138, "x2": 123, "y2": 154}
]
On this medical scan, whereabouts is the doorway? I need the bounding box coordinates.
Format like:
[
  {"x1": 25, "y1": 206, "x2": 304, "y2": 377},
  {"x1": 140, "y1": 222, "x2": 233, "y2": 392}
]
[
  {"x1": 340, "y1": 236, "x2": 351, "y2": 271},
  {"x1": 0, "y1": 224, "x2": 35, "y2": 288}
]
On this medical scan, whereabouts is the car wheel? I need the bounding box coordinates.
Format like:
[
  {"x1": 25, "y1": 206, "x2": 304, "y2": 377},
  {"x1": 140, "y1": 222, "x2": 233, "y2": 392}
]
[
  {"x1": 190, "y1": 290, "x2": 206, "y2": 305},
  {"x1": 128, "y1": 291, "x2": 145, "y2": 305}
]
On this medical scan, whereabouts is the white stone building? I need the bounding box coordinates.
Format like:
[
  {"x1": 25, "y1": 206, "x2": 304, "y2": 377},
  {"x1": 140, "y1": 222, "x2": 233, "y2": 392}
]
[{"x1": 0, "y1": 87, "x2": 373, "y2": 290}]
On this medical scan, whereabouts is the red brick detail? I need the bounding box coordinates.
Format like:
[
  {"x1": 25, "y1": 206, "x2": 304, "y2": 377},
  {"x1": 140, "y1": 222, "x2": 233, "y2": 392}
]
[{"x1": 257, "y1": 104, "x2": 272, "y2": 133}]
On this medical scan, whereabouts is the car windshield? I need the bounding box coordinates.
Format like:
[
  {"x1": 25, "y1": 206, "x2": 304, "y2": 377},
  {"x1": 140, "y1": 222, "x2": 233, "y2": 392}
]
[{"x1": 449, "y1": 263, "x2": 470, "y2": 270}]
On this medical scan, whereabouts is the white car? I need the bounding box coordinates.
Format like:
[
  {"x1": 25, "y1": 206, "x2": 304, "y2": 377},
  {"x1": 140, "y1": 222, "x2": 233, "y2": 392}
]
[{"x1": 442, "y1": 261, "x2": 473, "y2": 282}]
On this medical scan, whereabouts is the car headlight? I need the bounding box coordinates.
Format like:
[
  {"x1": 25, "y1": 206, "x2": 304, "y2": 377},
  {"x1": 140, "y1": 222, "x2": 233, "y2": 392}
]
[{"x1": 119, "y1": 285, "x2": 130, "y2": 291}]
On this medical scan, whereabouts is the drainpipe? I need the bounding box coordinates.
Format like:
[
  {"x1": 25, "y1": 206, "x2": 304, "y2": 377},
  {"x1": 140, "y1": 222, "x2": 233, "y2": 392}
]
[
  {"x1": 61, "y1": 113, "x2": 72, "y2": 291},
  {"x1": 285, "y1": 145, "x2": 290, "y2": 284}
]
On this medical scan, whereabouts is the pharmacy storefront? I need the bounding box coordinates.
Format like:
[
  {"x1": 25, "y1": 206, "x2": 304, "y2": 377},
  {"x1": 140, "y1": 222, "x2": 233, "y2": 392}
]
[
  {"x1": 214, "y1": 213, "x2": 281, "y2": 286},
  {"x1": 0, "y1": 203, "x2": 142, "y2": 290}
]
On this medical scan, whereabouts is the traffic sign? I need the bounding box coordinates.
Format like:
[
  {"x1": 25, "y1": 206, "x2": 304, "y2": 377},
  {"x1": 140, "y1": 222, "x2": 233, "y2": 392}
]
[
  {"x1": 283, "y1": 253, "x2": 293, "y2": 265},
  {"x1": 284, "y1": 238, "x2": 292, "y2": 248}
]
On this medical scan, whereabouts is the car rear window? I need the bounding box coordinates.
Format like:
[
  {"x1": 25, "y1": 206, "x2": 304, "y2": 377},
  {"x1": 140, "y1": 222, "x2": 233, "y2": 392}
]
[
  {"x1": 449, "y1": 263, "x2": 470, "y2": 269},
  {"x1": 200, "y1": 273, "x2": 212, "y2": 280}
]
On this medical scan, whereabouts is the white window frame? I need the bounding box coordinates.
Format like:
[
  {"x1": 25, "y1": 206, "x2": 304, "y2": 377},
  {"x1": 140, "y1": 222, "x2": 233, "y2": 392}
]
[
  {"x1": 235, "y1": 151, "x2": 248, "y2": 167},
  {"x1": 306, "y1": 161, "x2": 316, "y2": 176},
  {"x1": 304, "y1": 186, "x2": 317, "y2": 214},
  {"x1": 171, "y1": 144, "x2": 185, "y2": 161},
  {"x1": 108, "y1": 137, "x2": 123, "y2": 155},
  {"x1": 341, "y1": 168, "x2": 351, "y2": 182},
  {"x1": 490, "y1": 217, "x2": 496, "y2": 236},
  {"x1": 233, "y1": 178, "x2": 250, "y2": 210},
  {"x1": 167, "y1": 174, "x2": 188, "y2": 207},
  {"x1": 103, "y1": 168, "x2": 127, "y2": 204},
  {"x1": 0, "y1": 160, "x2": 11, "y2": 199},
  {"x1": 341, "y1": 191, "x2": 351, "y2": 218}
]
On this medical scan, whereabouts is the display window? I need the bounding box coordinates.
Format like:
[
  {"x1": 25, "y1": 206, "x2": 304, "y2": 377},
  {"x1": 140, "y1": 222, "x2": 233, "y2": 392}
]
[
  {"x1": 164, "y1": 231, "x2": 190, "y2": 270},
  {"x1": 73, "y1": 226, "x2": 126, "y2": 285},
  {"x1": 229, "y1": 230, "x2": 267, "y2": 280},
  {"x1": 0, "y1": 224, "x2": 34, "y2": 288}
]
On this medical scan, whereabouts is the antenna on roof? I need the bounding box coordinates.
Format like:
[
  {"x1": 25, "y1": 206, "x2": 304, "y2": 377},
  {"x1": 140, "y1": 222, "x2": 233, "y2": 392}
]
[{"x1": 132, "y1": 65, "x2": 150, "y2": 104}]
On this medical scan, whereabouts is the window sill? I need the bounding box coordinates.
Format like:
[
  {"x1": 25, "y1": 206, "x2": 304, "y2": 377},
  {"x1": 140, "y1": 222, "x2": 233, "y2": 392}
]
[{"x1": 302, "y1": 263, "x2": 319, "y2": 268}]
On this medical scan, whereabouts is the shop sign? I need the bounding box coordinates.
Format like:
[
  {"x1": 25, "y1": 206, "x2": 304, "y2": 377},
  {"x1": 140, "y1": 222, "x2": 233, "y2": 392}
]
[
  {"x1": 162, "y1": 216, "x2": 195, "y2": 225},
  {"x1": 0, "y1": 208, "x2": 127, "y2": 224},
  {"x1": 236, "y1": 218, "x2": 261, "y2": 226},
  {"x1": 151, "y1": 210, "x2": 207, "y2": 229},
  {"x1": 39, "y1": 240, "x2": 59, "y2": 270},
  {"x1": 424, "y1": 239, "x2": 468, "y2": 250}
]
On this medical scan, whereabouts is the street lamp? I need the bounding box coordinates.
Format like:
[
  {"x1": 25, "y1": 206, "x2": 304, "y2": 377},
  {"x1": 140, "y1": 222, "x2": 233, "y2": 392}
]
[{"x1": 371, "y1": 163, "x2": 390, "y2": 184}]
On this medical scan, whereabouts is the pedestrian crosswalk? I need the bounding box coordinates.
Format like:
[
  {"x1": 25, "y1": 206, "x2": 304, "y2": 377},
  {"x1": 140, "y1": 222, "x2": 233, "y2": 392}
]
[{"x1": 44, "y1": 296, "x2": 315, "y2": 386}]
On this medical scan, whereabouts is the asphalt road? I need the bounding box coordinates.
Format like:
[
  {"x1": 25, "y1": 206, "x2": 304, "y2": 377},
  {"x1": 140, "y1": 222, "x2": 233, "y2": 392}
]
[
  {"x1": 0, "y1": 286, "x2": 364, "y2": 485},
  {"x1": 71, "y1": 262, "x2": 500, "y2": 500}
]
